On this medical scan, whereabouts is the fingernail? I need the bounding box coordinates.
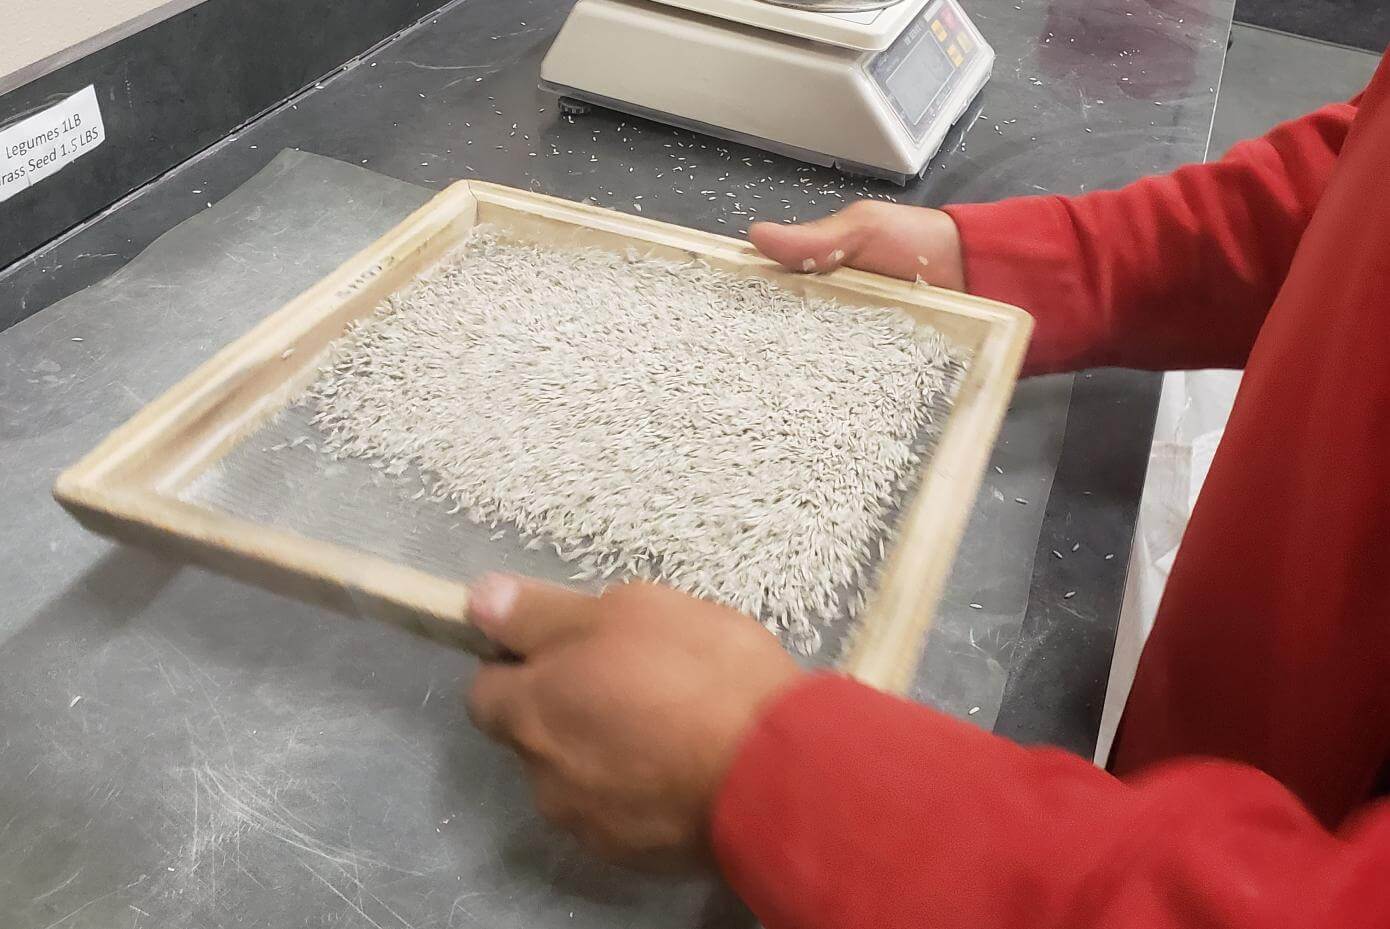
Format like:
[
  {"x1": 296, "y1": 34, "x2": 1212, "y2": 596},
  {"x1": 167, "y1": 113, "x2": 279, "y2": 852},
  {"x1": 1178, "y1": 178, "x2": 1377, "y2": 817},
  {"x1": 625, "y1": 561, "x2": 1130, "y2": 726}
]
[{"x1": 471, "y1": 573, "x2": 519, "y2": 627}]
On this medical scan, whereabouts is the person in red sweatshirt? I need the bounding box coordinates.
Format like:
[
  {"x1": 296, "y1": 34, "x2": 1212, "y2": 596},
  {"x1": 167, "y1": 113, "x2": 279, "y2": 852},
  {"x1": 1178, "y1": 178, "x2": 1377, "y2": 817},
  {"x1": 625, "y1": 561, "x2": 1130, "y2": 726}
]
[{"x1": 464, "y1": 50, "x2": 1390, "y2": 927}]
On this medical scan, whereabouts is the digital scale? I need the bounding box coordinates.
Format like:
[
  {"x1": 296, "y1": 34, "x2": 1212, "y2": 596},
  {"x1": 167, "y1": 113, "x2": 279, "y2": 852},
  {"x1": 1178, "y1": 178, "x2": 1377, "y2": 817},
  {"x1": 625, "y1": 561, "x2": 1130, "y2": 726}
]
[{"x1": 540, "y1": 0, "x2": 994, "y2": 185}]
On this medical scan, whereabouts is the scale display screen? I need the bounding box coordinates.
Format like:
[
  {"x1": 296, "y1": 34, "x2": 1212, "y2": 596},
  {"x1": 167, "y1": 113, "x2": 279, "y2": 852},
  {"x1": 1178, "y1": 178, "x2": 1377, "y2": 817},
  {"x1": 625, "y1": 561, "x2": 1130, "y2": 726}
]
[{"x1": 866, "y1": 0, "x2": 982, "y2": 141}]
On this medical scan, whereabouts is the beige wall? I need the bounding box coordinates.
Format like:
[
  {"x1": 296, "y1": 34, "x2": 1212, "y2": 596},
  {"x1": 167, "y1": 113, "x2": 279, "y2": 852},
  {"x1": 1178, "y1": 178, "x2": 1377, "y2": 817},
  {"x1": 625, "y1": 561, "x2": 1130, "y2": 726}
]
[{"x1": 1, "y1": 0, "x2": 205, "y2": 88}]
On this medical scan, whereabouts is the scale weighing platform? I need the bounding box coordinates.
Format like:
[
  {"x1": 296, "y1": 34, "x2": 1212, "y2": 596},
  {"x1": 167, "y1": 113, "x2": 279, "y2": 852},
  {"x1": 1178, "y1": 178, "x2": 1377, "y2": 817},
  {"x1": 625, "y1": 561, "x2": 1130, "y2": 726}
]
[{"x1": 540, "y1": 0, "x2": 994, "y2": 184}]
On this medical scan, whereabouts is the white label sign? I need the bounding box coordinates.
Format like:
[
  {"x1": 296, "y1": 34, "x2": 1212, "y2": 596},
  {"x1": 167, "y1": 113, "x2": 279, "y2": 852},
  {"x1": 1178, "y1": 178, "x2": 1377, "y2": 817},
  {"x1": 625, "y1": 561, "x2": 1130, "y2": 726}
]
[{"x1": 0, "y1": 85, "x2": 106, "y2": 205}]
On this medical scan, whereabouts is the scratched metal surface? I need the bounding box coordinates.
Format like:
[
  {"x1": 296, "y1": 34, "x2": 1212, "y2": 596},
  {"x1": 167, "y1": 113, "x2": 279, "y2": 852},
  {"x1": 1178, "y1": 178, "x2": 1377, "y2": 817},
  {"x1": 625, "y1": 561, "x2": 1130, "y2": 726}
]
[{"x1": 0, "y1": 0, "x2": 1233, "y2": 924}]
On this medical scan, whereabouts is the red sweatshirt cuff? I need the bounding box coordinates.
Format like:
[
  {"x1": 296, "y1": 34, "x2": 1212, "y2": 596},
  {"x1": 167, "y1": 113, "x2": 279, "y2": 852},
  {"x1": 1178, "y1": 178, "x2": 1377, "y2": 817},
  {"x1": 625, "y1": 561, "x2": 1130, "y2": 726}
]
[
  {"x1": 943, "y1": 197, "x2": 1102, "y2": 374},
  {"x1": 711, "y1": 673, "x2": 1021, "y2": 928}
]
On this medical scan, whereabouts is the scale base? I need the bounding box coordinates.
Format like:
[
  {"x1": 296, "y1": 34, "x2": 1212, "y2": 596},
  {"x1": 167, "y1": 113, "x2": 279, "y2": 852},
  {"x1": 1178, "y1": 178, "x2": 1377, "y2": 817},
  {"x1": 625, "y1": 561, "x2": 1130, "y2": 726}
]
[
  {"x1": 546, "y1": 82, "x2": 922, "y2": 186},
  {"x1": 556, "y1": 97, "x2": 593, "y2": 117}
]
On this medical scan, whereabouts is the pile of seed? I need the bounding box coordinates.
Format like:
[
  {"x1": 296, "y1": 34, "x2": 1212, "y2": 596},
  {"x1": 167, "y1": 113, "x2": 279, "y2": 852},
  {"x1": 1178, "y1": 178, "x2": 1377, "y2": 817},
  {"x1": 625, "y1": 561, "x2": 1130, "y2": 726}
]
[{"x1": 305, "y1": 228, "x2": 965, "y2": 652}]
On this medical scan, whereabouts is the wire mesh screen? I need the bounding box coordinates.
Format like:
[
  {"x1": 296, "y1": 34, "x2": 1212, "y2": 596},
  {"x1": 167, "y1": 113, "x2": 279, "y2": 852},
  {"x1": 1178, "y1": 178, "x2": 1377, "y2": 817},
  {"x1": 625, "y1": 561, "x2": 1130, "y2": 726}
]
[{"x1": 182, "y1": 367, "x2": 962, "y2": 668}]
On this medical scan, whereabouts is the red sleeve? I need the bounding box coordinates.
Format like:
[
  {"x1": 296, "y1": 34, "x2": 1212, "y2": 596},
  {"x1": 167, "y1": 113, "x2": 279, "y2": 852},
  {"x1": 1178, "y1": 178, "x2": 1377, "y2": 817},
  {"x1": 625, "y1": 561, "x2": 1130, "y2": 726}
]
[
  {"x1": 941, "y1": 100, "x2": 1358, "y2": 374},
  {"x1": 712, "y1": 675, "x2": 1390, "y2": 929}
]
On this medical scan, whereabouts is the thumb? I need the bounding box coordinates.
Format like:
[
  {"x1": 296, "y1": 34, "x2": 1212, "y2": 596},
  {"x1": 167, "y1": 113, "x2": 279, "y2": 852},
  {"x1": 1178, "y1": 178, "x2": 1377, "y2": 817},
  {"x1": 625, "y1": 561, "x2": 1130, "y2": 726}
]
[
  {"x1": 749, "y1": 211, "x2": 866, "y2": 274},
  {"x1": 751, "y1": 201, "x2": 963, "y2": 287},
  {"x1": 469, "y1": 573, "x2": 599, "y2": 658}
]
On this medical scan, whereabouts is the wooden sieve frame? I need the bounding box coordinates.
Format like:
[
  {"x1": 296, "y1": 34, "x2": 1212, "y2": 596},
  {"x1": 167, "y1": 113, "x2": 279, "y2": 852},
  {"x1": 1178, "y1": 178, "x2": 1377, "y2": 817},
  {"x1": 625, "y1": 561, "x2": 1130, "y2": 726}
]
[{"x1": 54, "y1": 181, "x2": 1031, "y2": 694}]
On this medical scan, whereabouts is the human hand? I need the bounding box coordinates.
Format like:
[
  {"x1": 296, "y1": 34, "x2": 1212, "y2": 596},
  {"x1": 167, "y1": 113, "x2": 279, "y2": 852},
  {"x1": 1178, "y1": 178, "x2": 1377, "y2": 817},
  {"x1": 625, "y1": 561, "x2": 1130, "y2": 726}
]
[
  {"x1": 750, "y1": 200, "x2": 965, "y2": 290},
  {"x1": 466, "y1": 574, "x2": 805, "y2": 868}
]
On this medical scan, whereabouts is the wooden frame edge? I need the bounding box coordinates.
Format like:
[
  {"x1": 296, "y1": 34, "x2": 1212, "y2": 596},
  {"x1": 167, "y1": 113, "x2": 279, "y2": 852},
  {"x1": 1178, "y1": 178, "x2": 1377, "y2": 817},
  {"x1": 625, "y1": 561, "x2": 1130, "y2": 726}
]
[{"x1": 839, "y1": 303, "x2": 1032, "y2": 692}]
